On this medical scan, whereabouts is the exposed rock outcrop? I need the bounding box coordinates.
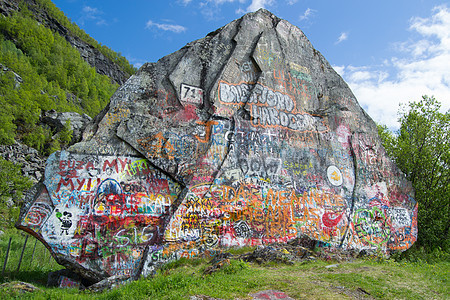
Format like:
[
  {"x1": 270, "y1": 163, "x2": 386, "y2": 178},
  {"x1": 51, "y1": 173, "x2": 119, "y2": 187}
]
[
  {"x1": 17, "y1": 9, "x2": 417, "y2": 283},
  {"x1": 0, "y1": 142, "x2": 45, "y2": 183},
  {"x1": 0, "y1": 63, "x2": 23, "y2": 88},
  {"x1": 41, "y1": 110, "x2": 92, "y2": 144},
  {"x1": 0, "y1": 110, "x2": 92, "y2": 185}
]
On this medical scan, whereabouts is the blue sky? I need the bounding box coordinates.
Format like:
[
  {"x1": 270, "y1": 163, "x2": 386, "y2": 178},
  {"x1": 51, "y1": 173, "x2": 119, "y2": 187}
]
[{"x1": 53, "y1": 0, "x2": 450, "y2": 129}]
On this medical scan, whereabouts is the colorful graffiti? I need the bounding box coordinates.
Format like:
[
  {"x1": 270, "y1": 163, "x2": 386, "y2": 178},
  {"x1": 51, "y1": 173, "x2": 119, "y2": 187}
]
[
  {"x1": 19, "y1": 153, "x2": 181, "y2": 278},
  {"x1": 17, "y1": 10, "x2": 417, "y2": 281}
]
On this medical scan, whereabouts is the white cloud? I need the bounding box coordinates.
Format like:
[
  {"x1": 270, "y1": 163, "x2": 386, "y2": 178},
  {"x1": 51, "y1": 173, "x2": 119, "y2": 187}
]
[
  {"x1": 333, "y1": 65, "x2": 345, "y2": 76},
  {"x1": 200, "y1": 0, "x2": 245, "y2": 5},
  {"x1": 349, "y1": 71, "x2": 374, "y2": 82},
  {"x1": 299, "y1": 8, "x2": 316, "y2": 21},
  {"x1": 236, "y1": 8, "x2": 246, "y2": 15},
  {"x1": 83, "y1": 6, "x2": 98, "y2": 14},
  {"x1": 246, "y1": 0, "x2": 274, "y2": 12},
  {"x1": 80, "y1": 6, "x2": 107, "y2": 26},
  {"x1": 287, "y1": 0, "x2": 298, "y2": 5},
  {"x1": 198, "y1": 0, "x2": 270, "y2": 17},
  {"x1": 145, "y1": 20, "x2": 187, "y2": 33},
  {"x1": 125, "y1": 54, "x2": 147, "y2": 70},
  {"x1": 211, "y1": 0, "x2": 239, "y2": 3},
  {"x1": 197, "y1": 0, "x2": 246, "y2": 19},
  {"x1": 180, "y1": 0, "x2": 193, "y2": 5},
  {"x1": 341, "y1": 66, "x2": 389, "y2": 83},
  {"x1": 335, "y1": 32, "x2": 348, "y2": 44},
  {"x1": 337, "y1": 5, "x2": 450, "y2": 129}
]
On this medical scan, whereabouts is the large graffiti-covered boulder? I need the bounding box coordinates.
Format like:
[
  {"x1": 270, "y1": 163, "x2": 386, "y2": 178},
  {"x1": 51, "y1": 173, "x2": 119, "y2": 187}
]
[{"x1": 17, "y1": 9, "x2": 417, "y2": 282}]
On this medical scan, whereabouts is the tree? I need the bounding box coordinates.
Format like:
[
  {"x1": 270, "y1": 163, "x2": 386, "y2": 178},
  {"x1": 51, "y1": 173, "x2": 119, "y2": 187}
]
[
  {"x1": 378, "y1": 96, "x2": 449, "y2": 250},
  {"x1": 0, "y1": 157, "x2": 32, "y2": 227},
  {"x1": 57, "y1": 120, "x2": 73, "y2": 149}
]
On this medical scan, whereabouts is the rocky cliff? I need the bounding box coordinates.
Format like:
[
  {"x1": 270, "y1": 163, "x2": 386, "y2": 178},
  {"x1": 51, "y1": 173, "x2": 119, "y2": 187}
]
[
  {"x1": 0, "y1": 0, "x2": 130, "y2": 85},
  {"x1": 17, "y1": 9, "x2": 417, "y2": 283}
]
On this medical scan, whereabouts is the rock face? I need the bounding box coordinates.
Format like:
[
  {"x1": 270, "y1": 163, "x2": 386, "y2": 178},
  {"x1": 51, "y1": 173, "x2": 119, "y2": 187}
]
[
  {"x1": 41, "y1": 110, "x2": 93, "y2": 144},
  {"x1": 17, "y1": 9, "x2": 417, "y2": 282},
  {"x1": 0, "y1": 142, "x2": 45, "y2": 183},
  {"x1": 0, "y1": 63, "x2": 23, "y2": 88}
]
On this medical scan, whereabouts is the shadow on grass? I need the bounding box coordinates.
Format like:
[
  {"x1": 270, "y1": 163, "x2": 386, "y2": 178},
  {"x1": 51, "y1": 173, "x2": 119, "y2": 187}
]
[{"x1": 1, "y1": 270, "x2": 52, "y2": 286}]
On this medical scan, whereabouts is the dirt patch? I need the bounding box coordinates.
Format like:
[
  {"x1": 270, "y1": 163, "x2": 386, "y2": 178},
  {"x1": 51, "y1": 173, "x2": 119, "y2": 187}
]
[{"x1": 330, "y1": 285, "x2": 375, "y2": 299}]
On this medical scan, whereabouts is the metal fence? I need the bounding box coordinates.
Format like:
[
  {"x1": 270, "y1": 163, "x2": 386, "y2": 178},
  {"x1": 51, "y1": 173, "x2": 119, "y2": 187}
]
[{"x1": 1, "y1": 234, "x2": 56, "y2": 278}]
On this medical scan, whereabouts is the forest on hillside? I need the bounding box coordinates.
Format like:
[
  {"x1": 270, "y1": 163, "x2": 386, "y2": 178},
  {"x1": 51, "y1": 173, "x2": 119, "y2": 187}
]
[{"x1": 0, "y1": 0, "x2": 136, "y2": 153}]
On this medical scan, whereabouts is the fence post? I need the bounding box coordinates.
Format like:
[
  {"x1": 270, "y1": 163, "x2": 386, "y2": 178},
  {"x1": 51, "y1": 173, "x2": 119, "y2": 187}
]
[
  {"x1": 2, "y1": 237, "x2": 12, "y2": 277},
  {"x1": 30, "y1": 239, "x2": 38, "y2": 266},
  {"x1": 16, "y1": 234, "x2": 28, "y2": 273}
]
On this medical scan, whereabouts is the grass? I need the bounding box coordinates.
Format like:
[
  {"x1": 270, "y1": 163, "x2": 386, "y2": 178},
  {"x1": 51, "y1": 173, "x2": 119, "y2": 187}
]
[
  {"x1": 1, "y1": 230, "x2": 448, "y2": 299},
  {"x1": 0, "y1": 229, "x2": 63, "y2": 286},
  {"x1": 318, "y1": 260, "x2": 448, "y2": 299}
]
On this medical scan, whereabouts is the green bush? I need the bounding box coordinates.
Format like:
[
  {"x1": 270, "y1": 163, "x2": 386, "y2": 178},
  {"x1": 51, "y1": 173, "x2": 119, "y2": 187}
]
[
  {"x1": 56, "y1": 120, "x2": 73, "y2": 148},
  {"x1": 0, "y1": 157, "x2": 32, "y2": 228},
  {"x1": 378, "y1": 96, "x2": 449, "y2": 251},
  {"x1": 392, "y1": 243, "x2": 450, "y2": 264}
]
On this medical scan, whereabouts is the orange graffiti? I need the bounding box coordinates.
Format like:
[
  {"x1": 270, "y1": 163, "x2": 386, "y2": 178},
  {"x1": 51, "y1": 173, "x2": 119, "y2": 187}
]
[{"x1": 194, "y1": 120, "x2": 219, "y2": 143}]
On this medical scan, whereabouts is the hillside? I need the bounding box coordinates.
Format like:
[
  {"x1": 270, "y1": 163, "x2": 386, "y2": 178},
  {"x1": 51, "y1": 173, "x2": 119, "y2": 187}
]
[{"x1": 0, "y1": 0, "x2": 136, "y2": 153}]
